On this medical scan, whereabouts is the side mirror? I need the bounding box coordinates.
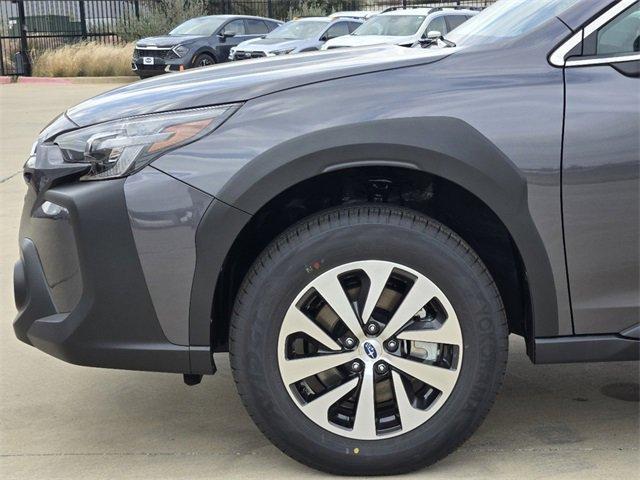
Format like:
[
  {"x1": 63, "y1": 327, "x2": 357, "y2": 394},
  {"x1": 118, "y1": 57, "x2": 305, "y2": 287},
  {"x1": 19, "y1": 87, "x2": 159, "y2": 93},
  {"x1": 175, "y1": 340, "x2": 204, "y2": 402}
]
[
  {"x1": 217, "y1": 31, "x2": 236, "y2": 41},
  {"x1": 419, "y1": 30, "x2": 441, "y2": 48}
]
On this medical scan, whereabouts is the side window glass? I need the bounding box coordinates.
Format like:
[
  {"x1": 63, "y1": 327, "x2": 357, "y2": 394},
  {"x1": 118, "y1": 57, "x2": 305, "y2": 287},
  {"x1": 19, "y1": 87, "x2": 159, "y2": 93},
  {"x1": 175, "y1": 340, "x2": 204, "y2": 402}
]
[
  {"x1": 246, "y1": 19, "x2": 269, "y2": 35},
  {"x1": 223, "y1": 20, "x2": 246, "y2": 36},
  {"x1": 324, "y1": 22, "x2": 349, "y2": 40},
  {"x1": 267, "y1": 21, "x2": 280, "y2": 32},
  {"x1": 445, "y1": 15, "x2": 467, "y2": 32},
  {"x1": 424, "y1": 16, "x2": 447, "y2": 38},
  {"x1": 594, "y1": 4, "x2": 640, "y2": 55},
  {"x1": 347, "y1": 21, "x2": 361, "y2": 33}
]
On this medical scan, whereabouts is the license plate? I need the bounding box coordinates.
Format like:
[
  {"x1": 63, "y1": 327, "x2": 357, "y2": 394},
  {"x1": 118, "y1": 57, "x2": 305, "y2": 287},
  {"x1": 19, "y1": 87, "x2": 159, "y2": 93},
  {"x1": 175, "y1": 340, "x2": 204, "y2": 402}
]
[{"x1": 143, "y1": 57, "x2": 154, "y2": 65}]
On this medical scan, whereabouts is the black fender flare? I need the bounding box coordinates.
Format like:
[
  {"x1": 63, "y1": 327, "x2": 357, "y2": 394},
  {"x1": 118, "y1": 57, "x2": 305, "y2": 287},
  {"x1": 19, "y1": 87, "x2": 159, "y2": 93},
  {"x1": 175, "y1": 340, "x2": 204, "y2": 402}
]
[{"x1": 189, "y1": 117, "x2": 560, "y2": 350}]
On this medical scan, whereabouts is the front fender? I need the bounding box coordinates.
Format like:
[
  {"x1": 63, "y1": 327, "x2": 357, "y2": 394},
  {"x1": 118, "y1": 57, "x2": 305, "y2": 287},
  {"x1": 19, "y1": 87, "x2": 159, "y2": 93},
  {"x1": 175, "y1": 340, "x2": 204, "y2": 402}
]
[{"x1": 167, "y1": 116, "x2": 558, "y2": 348}]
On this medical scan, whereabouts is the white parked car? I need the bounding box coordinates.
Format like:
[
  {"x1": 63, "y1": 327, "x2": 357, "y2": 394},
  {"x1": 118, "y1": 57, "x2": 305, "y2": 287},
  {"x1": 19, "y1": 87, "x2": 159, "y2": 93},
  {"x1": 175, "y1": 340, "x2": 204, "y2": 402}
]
[
  {"x1": 321, "y1": 6, "x2": 478, "y2": 49},
  {"x1": 329, "y1": 10, "x2": 379, "y2": 21}
]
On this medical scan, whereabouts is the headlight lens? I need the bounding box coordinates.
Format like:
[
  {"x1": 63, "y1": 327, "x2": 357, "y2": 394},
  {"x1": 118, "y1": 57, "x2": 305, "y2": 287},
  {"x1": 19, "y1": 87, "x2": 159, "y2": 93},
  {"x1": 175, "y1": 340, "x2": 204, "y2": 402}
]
[
  {"x1": 55, "y1": 104, "x2": 240, "y2": 181},
  {"x1": 172, "y1": 44, "x2": 190, "y2": 57}
]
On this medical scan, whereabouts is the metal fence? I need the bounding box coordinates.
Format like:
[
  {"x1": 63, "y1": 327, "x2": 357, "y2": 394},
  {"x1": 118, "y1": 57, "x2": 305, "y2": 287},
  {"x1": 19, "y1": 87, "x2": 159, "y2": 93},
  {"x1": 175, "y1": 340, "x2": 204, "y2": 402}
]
[{"x1": 0, "y1": 0, "x2": 495, "y2": 76}]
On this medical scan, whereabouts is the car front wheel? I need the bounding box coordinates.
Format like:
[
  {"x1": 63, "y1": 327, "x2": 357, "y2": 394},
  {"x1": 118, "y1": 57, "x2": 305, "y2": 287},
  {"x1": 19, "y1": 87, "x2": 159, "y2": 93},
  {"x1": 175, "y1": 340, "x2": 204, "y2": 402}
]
[{"x1": 230, "y1": 205, "x2": 508, "y2": 475}]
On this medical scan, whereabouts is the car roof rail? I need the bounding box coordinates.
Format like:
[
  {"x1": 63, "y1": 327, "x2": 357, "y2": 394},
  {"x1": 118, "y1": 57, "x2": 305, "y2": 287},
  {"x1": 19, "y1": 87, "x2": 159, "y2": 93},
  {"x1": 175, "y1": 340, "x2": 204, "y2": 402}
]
[
  {"x1": 433, "y1": 5, "x2": 484, "y2": 12},
  {"x1": 377, "y1": 4, "x2": 484, "y2": 14},
  {"x1": 379, "y1": 5, "x2": 434, "y2": 13}
]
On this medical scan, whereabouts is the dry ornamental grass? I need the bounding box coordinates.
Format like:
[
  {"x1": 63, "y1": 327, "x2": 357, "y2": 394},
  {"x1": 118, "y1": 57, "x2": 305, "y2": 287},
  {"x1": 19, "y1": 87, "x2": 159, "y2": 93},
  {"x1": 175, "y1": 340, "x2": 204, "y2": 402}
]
[{"x1": 32, "y1": 42, "x2": 136, "y2": 77}]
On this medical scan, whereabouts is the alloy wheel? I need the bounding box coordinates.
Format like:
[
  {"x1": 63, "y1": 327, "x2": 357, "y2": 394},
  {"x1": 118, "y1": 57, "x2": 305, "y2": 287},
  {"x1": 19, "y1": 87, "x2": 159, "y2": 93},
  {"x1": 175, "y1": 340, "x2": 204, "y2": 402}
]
[{"x1": 277, "y1": 260, "x2": 463, "y2": 440}]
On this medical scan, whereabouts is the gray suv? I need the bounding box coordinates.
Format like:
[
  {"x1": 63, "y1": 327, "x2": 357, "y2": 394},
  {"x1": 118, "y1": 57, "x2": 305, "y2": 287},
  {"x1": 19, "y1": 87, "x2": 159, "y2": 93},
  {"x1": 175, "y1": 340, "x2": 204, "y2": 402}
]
[
  {"x1": 229, "y1": 17, "x2": 363, "y2": 60},
  {"x1": 132, "y1": 15, "x2": 282, "y2": 78},
  {"x1": 14, "y1": 0, "x2": 639, "y2": 476}
]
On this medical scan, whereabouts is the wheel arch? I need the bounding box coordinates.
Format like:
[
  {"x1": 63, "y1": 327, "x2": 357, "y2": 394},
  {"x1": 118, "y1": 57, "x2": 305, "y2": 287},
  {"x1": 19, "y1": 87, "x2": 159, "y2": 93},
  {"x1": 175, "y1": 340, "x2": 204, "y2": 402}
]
[
  {"x1": 191, "y1": 47, "x2": 218, "y2": 65},
  {"x1": 189, "y1": 117, "x2": 559, "y2": 362}
]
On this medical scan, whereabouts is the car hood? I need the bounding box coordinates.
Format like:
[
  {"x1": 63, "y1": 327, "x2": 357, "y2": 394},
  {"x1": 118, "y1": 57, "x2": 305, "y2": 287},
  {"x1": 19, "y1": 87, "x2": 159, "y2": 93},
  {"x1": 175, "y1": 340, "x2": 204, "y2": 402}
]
[
  {"x1": 67, "y1": 44, "x2": 452, "y2": 126},
  {"x1": 236, "y1": 38, "x2": 305, "y2": 51},
  {"x1": 136, "y1": 35, "x2": 203, "y2": 47},
  {"x1": 325, "y1": 35, "x2": 416, "y2": 48}
]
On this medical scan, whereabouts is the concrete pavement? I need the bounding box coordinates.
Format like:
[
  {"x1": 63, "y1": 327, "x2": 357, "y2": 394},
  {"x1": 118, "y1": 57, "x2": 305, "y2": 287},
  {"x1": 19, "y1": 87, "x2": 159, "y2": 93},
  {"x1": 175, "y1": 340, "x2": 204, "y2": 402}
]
[{"x1": 1, "y1": 83, "x2": 638, "y2": 479}]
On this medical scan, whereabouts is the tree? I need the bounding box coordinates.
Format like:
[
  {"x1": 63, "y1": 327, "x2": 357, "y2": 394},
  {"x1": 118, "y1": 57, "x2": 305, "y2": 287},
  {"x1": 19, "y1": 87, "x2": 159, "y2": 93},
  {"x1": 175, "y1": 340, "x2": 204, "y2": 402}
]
[{"x1": 116, "y1": 0, "x2": 208, "y2": 42}]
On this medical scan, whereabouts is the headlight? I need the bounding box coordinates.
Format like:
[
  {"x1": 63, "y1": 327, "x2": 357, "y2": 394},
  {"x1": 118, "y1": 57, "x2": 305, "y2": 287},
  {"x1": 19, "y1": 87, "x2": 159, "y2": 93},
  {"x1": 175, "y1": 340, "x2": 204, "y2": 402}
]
[
  {"x1": 172, "y1": 44, "x2": 190, "y2": 57},
  {"x1": 55, "y1": 104, "x2": 240, "y2": 181},
  {"x1": 268, "y1": 48, "x2": 295, "y2": 56}
]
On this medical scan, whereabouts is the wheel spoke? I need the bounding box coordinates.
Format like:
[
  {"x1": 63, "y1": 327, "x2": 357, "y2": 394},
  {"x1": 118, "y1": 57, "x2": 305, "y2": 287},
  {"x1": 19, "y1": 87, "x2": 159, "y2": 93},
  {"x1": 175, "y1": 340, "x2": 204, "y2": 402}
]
[
  {"x1": 351, "y1": 368, "x2": 377, "y2": 438},
  {"x1": 302, "y1": 377, "x2": 359, "y2": 421},
  {"x1": 396, "y1": 317, "x2": 462, "y2": 347},
  {"x1": 281, "y1": 307, "x2": 342, "y2": 351},
  {"x1": 391, "y1": 371, "x2": 437, "y2": 430},
  {"x1": 280, "y1": 351, "x2": 357, "y2": 386},
  {"x1": 379, "y1": 276, "x2": 439, "y2": 341},
  {"x1": 385, "y1": 355, "x2": 457, "y2": 393},
  {"x1": 314, "y1": 273, "x2": 364, "y2": 340},
  {"x1": 360, "y1": 261, "x2": 395, "y2": 324}
]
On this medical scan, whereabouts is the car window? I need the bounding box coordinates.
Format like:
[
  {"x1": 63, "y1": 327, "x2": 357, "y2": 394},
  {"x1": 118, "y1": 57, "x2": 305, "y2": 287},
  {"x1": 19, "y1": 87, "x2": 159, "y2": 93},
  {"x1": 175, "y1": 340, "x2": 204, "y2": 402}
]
[
  {"x1": 324, "y1": 22, "x2": 350, "y2": 40},
  {"x1": 595, "y1": 3, "x2": 640, "y2": 55},
  {"x1": 170, "y1": 17, "x2": 226, "y2": 36},
  {"x1": 425, "y1": 16, "x2": 447, "y2": 38},
  {"x1": 223, "y1": 19, "x2": 246, "y2": 36},
  {"x1": 266, "y1": 20, "x2": 329, "y2": 39},
  {"x1": 246, "y1": 19, "x2": 270, "y2": 35},
  {"x1": 445, "y1": 15, "x2": 468, "y2": 32},
  {"x1": 354, "y1": 15, "x2": 426, "y2": 36},
  {"x1": 447, "y1": 0, "x2": 582, "y2": 47},
  {"x1": 347, "y1": 21, "x2": 362, "y2": 33},
  {"x1": 265, "y1": 20, "x2": 281, "y2": 32}
]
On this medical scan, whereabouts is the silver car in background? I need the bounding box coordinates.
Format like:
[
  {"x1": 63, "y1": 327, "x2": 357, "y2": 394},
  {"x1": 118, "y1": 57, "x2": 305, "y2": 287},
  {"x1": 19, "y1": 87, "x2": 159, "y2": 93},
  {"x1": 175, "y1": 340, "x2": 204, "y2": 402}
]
[{"x1": 229, "y1": 16, "x2": 363, "y2": 60}]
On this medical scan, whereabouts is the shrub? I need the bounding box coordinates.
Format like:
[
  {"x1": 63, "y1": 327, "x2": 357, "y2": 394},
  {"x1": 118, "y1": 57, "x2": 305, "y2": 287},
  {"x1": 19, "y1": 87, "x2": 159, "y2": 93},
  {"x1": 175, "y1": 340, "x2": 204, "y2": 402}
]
[
  {"x1": 32, "y1": 41, "x2": 136, "y2": 77},
  {"x1": 116, "y1": 0, "x2": 208, "y2": 42}
]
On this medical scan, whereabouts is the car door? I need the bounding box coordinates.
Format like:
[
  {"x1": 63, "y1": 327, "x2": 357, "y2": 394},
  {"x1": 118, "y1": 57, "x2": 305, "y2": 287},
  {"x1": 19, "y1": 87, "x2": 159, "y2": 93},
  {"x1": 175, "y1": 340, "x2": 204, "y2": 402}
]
[
  {"x1": 561, "y1": 1, "x2": 640, "y2": 335},
  {"x1": 217, "y1": 19, "x2": 250, "y2": 60}
]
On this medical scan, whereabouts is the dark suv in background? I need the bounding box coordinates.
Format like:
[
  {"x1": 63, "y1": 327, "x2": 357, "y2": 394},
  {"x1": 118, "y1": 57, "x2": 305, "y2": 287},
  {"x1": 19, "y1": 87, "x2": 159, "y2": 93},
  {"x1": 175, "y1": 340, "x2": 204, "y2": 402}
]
[
  {"x1": 14, "y1": 0, "x2": 639, "y2": 476},
  {"x1": 132, "y1": 14, "x2": 282, "y2": 78}
]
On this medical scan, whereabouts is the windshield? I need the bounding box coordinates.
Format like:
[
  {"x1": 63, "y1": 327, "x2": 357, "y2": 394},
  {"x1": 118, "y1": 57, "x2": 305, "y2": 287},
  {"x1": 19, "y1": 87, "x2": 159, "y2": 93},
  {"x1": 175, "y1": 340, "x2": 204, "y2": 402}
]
[
  {"x1": 353, "y1": 15, "x2": 426, "y2": 36},
  {"x1": 170, "y1": 17, "x2": 226, "y2": 36},
  {"x1": 266, "y1": 20, "x2": 329, "y2": 39},
  {"x1": 447, "y1": 0, "x2": 583, "y2": 46}
]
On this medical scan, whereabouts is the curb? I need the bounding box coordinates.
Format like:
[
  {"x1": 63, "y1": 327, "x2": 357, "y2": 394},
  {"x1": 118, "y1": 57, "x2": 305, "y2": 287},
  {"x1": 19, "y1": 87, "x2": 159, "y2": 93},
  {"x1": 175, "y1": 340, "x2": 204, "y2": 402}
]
[
  {"x1": 17, "y1": 77, "x2": 73, "y2": 84},
  {"x1": 12, "y1": 76, "x2": 137, "y2": 85},
  {"x1": 0, "y1": 76, "x2": 11, "y2": 84}
]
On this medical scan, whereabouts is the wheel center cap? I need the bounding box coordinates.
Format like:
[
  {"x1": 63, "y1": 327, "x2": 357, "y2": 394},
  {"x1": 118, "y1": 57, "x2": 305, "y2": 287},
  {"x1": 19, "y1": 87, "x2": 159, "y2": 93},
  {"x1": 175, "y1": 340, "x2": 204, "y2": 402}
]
[{"x1": 361, "y1": 340, "x2": 380, "y2": 361}]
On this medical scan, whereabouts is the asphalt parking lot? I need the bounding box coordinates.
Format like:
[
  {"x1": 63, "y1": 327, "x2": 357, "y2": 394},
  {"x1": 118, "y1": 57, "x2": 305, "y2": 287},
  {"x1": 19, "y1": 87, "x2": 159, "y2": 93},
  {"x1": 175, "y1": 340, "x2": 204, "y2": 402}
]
[{"x1": 1, "y1": 83, "x2": 639, "y2": 480}]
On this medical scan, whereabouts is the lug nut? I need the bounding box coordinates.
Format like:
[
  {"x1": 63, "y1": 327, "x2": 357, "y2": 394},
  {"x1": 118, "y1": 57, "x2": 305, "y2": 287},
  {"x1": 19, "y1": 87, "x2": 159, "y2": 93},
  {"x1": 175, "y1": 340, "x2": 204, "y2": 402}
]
[
  {"x1": 386, "y1": 339, "x2": 398, "y2": 352},
  {"x1": 351, "y1": 361, "x2": 363, "y2": 373},
  {"x1": 375, "y1": 362, "x2": 388, "y2": 374},
  {"x1": 366, "y1": 322, "x2": 379, "y2": 335},
  {"x1": 344, "y1": 337, "x2": 356, "y2": 349}
]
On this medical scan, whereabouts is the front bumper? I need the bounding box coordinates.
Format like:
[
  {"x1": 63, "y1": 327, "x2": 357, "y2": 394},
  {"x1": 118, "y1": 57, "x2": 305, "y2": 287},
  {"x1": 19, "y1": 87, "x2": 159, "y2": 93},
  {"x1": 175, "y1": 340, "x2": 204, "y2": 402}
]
[
  {"x1": 14, "y1": 171, "x2": 214, "y2": 374},
  {"x1": 229, "y1": 50, "x2": 267, "y2": 61},
  {"x1": 131, "y1": 57, "x2": 188, "y2": 76}
]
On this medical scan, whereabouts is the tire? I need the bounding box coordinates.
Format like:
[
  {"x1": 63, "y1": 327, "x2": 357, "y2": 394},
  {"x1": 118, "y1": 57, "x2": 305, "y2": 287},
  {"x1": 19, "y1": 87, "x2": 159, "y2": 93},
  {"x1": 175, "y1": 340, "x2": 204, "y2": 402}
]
[
  {"x1": 230, "y1": 205, "x2": 508, "y2": 475},
  {"x1": 192, "y1": 53, "x2": 215, "y2": 68}
]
